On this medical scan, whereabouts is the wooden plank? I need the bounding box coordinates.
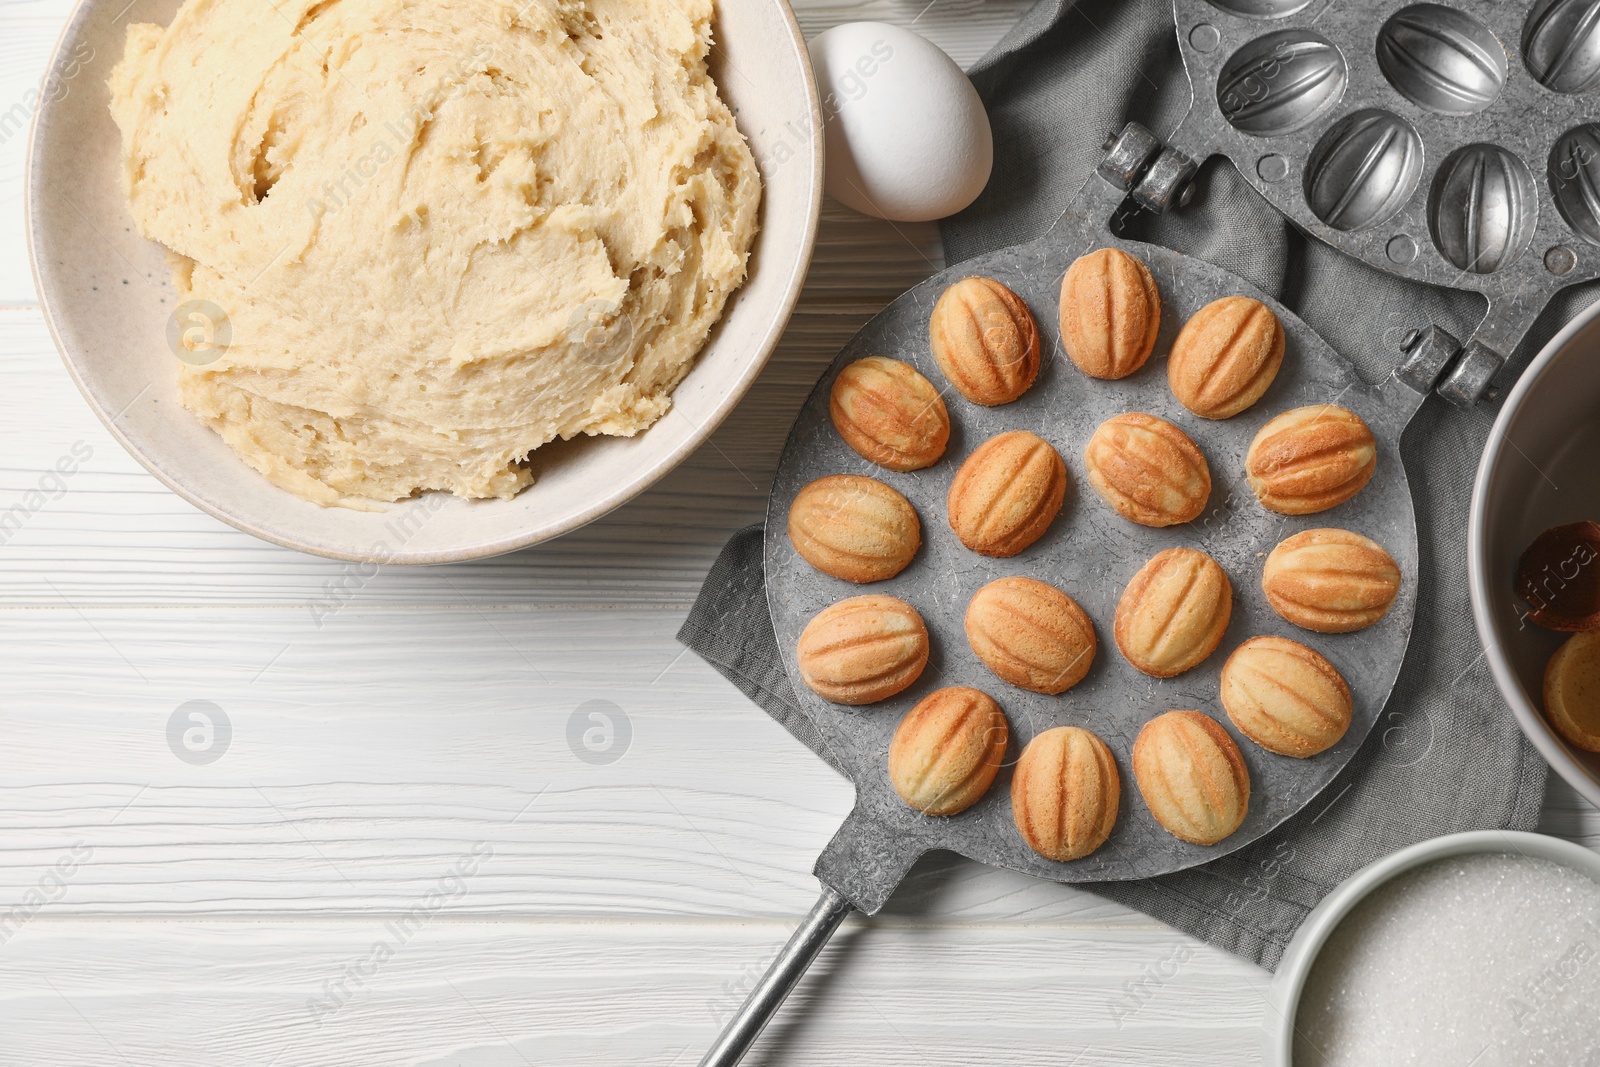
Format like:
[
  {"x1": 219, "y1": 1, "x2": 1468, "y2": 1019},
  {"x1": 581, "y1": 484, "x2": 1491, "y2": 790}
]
[
  {"x1": 0, "y1": 601, "x2": 1590, "y2": 924},
  {"x1": 0, "y1": 14, "x2": 64, "y2": 305},
  {"x1": 0, "y1": 603, "x2": 1162, "y2": 926},
  {"x1": 0, "y1": 920, "x2": 1267, "y2": 1066}
]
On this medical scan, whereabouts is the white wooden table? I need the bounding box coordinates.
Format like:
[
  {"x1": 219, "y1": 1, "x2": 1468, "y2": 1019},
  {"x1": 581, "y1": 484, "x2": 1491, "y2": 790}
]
[{"x1": 2, "y1": 1, "x2": 1596, "y2": 1063}]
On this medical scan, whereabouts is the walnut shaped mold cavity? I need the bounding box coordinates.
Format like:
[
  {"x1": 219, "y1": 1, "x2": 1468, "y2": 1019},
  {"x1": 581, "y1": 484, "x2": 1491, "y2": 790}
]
[
  {"x1": 1549, "y1": 124, "x2": 1600, "y2": 246},
  {"x1": 1524, "y1": 0, "x2": 1600, "y2": 95},
  {"x1": 1217, "y1": 30, "x2": 1347, "y2": 137},
  {"x1": 1377, "y1": 5, "x2": 1507, "y2": 116},
  {"x1": 1302, "y1": 109, "x2": 1424, "y2": 232},
  {"x1": 1428, "y1": 143, "x2": 1538, "y2": 274}
]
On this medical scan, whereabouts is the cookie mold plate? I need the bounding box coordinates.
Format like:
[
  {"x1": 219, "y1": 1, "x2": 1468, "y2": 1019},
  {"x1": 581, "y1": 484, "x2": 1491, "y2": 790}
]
[{"x1": 1174, "y1": 0, "x2": 1600, "y2": 403}]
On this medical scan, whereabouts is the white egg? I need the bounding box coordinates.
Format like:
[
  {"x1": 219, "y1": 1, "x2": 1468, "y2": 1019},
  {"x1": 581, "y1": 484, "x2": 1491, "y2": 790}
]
[{"x1": 808, "y1": 22, "x2": 994, "y2": 223}]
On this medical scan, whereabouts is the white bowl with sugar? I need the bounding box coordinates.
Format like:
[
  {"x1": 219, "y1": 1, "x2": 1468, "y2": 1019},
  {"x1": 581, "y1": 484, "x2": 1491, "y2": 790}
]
[{"x1": 1264, "y1": 830, "x2": 1600, "y2": 1065}]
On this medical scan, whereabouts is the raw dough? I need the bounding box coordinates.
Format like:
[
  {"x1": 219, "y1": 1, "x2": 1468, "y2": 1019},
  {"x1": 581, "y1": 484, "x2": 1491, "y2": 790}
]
[{"x1": 109, "y1": 0, "x2": 760, "y2": 507}]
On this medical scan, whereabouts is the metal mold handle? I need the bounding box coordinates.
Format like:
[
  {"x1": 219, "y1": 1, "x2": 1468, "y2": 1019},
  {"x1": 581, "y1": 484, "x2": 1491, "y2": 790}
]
[
  {"x1": 697, "y1": 807, "x2": 923, "y2": 1064},
  {"x1": 697, "y1": 884, "x2": 855, "y2": 1067}
]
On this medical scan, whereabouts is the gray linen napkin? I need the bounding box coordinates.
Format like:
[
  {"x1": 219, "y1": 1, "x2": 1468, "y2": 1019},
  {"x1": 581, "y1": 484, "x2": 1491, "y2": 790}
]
[{"x1": 678, "y1": 0, "x2": 1564, "y2": 970}]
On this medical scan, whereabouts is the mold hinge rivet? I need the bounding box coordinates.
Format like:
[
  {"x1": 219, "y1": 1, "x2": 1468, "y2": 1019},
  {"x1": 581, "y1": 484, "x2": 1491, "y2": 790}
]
[
  {"x1": 1437, "y1": 340, "x2": 1504, "y2": 409},
  {"x1": 1097, "y1": 123, "x2": 1163, "y2": 194},
  {"x1": 1395, "y1": 324, "x2": 1460, "y2": 396},
  {"x1": 1131, "y1": 146, "x2": 1198, "y2": 215}
]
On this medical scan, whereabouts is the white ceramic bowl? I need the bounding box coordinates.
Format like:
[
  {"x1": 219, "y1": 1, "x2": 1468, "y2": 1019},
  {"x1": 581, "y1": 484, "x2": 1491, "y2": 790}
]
[
  {"x1": 1470, "y1": 300, "x2": 1600, "y2": 807},
  {"x1": 1261, "y1": 829, "x2": 1600, "y2": 1064},
  {"x1": 27, "y1": 0, "x2": 821, "y2": 563}
]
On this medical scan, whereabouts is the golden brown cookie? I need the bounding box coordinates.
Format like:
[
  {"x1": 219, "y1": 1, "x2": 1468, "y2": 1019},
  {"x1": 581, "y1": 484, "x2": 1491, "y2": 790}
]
[
  {"x1": 1167, "y1": 295, "x2": 1285, "y2": 419},
  {"x1": 1262, "y1": 528, "x2": 1400, "y2": 634},
  {"x1": 787, "y1": 474, "x2": 921, "y2": 583},
  {"x1": 1083, "y1": 412, "x2": 1211, "y2": 527},
  {"x1": 888, "y1": 687, "x2": 1009, "y2": 815},
  {"x1": 1544, "y1": 630, "x2": 1600, "y2": 753},
  {"x1": 928, "y1": 276, "x2": 1041, "y2": 405},
  {"x1": 1011, "y1": 726, "x2": 1121, "y2": 861},
  {"x1": 828, "y1": 356, "x2": 950, "y2": 472},
  {"x1": 1132, "y1": 710, "x2": 1250, "y2": 846},
  {"x1": 1058, "y1": 247, "x2": 1161, "y2": 380},
  {"x1": 947, "y1": 430, "x2": 1068, "y2": 557},
  {"x1": 1245, "y1": 404, "x2": 1377, "y2": 515},
  {"x1": 1220, "y1": 636, "x2": 1352, "y2": 757},
  {"x1": 797, "y1": 595, "x2": 930, "y2": 706},
  {"x1": 965, "y1": 576, "x2": 1097, "y2": 694},
  {"x1": 1114, "y1": 548, "x2": 1233, "y2": 677}
]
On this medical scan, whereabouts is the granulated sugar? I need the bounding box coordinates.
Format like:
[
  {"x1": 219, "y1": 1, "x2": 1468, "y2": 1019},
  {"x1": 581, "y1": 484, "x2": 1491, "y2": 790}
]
[{"x1": 1294, "y1": 851, "x2": 1600, "y2": 1066}]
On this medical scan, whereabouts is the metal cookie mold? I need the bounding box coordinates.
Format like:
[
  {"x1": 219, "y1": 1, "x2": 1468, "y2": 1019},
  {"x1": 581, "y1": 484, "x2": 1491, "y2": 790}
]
[
  {"x1": 1429, "y1": 143, "x2": 1539, "y2": 273},
  {"x1": 1549, "y1": 123, "x2": 1600, "y2": 245},
  {"x1": 1523, "y1": 0, "x2": 1600, "y2": 94},
  {"x1": 1377, "y1": 5, "x2": 1507, "y2": 115},
  {"x1": 1303, "y1": 109, "x2": 1424, "y2": 231},
  {"x1": 1217, "y1": 29, "x2": 1347, "y2": 136},
  {"x1": 700, "y1": 126, "x2": 1428, "y2": 1067},
  {"x1": 1173, "y1": 0, "x2": 1600, "y2": 407},
  {"x1": 764, "y1": 137, "x2": 1424, "y2": 903}
]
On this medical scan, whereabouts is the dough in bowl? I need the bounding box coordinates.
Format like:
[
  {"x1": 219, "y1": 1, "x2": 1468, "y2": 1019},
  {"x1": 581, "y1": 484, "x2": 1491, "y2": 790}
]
[{"x1": 108, "y1": 0, "x2": 761, "y2": 507}]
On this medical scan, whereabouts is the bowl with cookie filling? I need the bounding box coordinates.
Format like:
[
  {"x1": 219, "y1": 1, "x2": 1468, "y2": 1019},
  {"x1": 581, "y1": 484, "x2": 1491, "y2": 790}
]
[
  {"x1": 1470, "y1": 298, "x2": 1600, "y2": 807},
  {"x1": 28, "y1": 0, "x2": 822, "y2": 561}
]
